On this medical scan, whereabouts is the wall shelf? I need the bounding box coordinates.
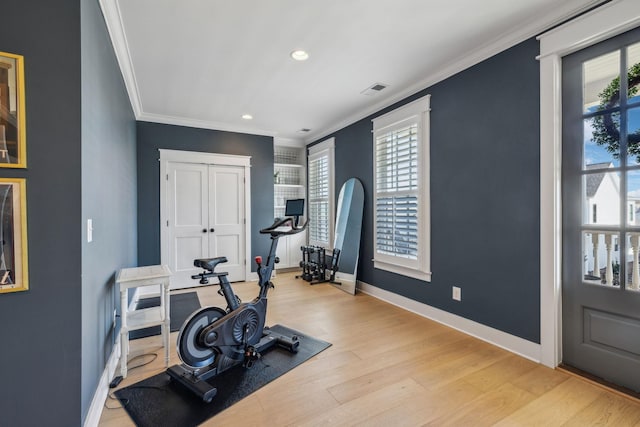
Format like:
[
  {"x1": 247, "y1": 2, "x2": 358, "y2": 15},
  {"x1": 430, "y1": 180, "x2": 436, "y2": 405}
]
[
  {"x1": 274, "y1": 183, "x2": 304, "y2": 188},
  {"x1": 274, "y1": 162, "x2": 303, "y2": 168}
]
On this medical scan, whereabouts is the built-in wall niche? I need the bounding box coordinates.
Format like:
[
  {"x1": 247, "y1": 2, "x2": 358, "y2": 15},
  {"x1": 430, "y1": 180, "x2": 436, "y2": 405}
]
[
  {"x1": 274, "y1": 145, "x2": 305, "y2": 218},
  {"x1": 274, "y1": 144, "x2": 307, "y2": 269}
]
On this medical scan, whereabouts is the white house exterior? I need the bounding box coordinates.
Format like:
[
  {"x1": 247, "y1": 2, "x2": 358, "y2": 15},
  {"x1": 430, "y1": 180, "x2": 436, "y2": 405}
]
[
  {"x1": 584, "y1": 162, "x2": 640, "y2": 285},
  {"x1": 584, "y1": 163, "x2": 619, "y2": 280}
]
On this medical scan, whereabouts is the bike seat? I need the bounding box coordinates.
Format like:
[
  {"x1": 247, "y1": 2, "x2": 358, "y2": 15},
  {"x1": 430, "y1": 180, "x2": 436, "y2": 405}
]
[{"x1": 194, "y1": 257, "x2": 228, "y2": 272}]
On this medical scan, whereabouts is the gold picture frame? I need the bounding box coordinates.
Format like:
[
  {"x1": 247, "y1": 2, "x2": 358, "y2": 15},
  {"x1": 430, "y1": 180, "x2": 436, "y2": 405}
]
[
  {"x1": 0, "y1": 178, "x2": 28, "y2": 293},
  {"x1": 0, "y1": 51, "x2": 26, "y2": 168}
]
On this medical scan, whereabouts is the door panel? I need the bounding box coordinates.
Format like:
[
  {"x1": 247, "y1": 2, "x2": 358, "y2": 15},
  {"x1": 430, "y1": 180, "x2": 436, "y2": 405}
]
[
  {"x1": 174, "y1": 169, "x2": 206, "y2": 225},
  {"x1": 585, "y1": 308, "x2": 640, "y2": 356},
  {"x1": 174, "y1": 236, "x2": 204, "y2": 271},
  {"x1": 562, "y1": 27, "x2": 640, "y2": 392},
  {"x1": 168, "y1": 163, "x2": 208, "y2": 288},
  {"x1": 209, "y1": 166, "x2": 245, "y2": 281}
]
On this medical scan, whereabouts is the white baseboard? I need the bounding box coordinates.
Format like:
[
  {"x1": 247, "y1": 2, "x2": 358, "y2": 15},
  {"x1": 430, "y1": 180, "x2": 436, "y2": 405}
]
[
  {"x1": 84, "y1": 291, "x2": 139, "y2": 427},
  {"x1": 83, "y1": 336, "x2": 121, "y2": 427},
  {"x1": 357, "y1": 281, "x2": 542, "y2": 363}
]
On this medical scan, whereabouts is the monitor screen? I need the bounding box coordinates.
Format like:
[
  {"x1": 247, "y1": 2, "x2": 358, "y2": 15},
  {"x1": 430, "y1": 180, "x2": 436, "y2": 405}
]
[{"x1": 285, "y1": 199, "x2": 304, "y2": 217}]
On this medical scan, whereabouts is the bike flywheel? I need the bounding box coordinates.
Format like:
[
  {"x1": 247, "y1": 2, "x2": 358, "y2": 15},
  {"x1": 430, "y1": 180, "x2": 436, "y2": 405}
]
[{"x1": 176, "y1": 306, "x2": 226, "y2": 368}]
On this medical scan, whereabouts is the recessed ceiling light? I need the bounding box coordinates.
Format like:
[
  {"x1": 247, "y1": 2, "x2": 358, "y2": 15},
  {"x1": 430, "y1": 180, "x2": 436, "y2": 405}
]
[
  {"x1": 290, "y1": 50, "x2": 309, "y2": 61},
  {"x1": 242, "y1": 114, "x2": 253, "y2": 120}
]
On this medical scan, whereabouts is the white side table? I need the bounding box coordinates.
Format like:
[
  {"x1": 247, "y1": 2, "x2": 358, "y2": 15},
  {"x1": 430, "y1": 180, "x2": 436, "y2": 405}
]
[{"x1": 116, "y1": 264, "x2": 172, "y2": 378}]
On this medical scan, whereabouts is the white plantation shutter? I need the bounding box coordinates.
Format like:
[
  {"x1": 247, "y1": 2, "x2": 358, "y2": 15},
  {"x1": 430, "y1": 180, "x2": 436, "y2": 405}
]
[
  {"x1": 308, "y1": 154, "x2": 329, "y2": 244},
  {"x1": 375, "y1": 123, "x2": 419, "y2": 259},
  {"x1": 308, "y1": 138, "x2": 334, "y2": 247},
  {"x1": 373, "y1": 95, "x2": 431, "y2": 281}
]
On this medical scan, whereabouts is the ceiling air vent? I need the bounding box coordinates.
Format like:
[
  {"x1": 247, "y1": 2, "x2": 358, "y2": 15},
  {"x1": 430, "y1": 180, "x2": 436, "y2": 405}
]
[{"x1": 361, "y1": 83, "x2": 388, "y2": 96}]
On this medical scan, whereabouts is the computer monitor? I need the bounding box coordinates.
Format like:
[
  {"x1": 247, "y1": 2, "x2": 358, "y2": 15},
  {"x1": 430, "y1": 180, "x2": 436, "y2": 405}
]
[{"x1": 285, "y1": 199, "x2": 304, "y2": 226}]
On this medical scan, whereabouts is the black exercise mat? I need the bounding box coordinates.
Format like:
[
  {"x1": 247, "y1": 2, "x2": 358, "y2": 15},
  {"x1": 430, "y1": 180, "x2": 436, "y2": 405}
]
[
  {"x1": 115, "y1": 325, "x2": 331, "y2": 427},
  {"x1": 129, "y1": 292, "x2": 200, "y2": 340}
]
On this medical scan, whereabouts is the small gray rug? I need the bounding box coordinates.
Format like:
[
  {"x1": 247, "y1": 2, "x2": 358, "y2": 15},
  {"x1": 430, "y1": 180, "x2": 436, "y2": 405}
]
[{"x1": 129, "y1": 292, "x2": 200, "y2": 340}]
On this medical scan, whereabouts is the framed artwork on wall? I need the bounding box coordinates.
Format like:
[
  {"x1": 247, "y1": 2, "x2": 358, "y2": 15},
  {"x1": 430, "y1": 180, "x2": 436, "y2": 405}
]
[
  {"x1": 0, "y1": 178, "x2": 28, "y2": 293},
  {"x1": 0, "y1": 51, "x2": 26, "y2": 168}
]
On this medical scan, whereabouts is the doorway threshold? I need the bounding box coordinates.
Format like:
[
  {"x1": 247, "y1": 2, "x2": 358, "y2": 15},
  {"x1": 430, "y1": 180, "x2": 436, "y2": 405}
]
[{"x1": 558, "y1": 363, "x2": 640, "y2": 402}]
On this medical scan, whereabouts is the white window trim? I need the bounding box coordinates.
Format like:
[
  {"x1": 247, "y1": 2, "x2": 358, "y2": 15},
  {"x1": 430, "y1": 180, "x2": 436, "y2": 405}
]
[
  {"x1": 538, "y1": 0, "x2": 640, "y2": 368},
  {"x1": 372, "y1": 95, "x2": 431, "y2": 282},
  {"x1": 308, "y1": 138, "x2": 335, "y2": 248}
]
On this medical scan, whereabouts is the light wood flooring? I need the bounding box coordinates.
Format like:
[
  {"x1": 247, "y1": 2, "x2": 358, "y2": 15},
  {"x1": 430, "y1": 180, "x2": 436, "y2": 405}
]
[{"x1": 99, "y1": 272, "x2": 640, "y2": 426}]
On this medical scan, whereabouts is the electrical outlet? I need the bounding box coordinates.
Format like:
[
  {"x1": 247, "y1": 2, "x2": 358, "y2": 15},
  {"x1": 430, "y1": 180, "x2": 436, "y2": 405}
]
[{"x1": 452, "y1": 286, "x2": 462, "y2": 301}]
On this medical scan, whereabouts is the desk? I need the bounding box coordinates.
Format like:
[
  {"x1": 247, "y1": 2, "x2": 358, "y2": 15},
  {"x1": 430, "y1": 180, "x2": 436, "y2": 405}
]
[{"x1": 116, "y1": 264, "x2": 171, "y2": 378}]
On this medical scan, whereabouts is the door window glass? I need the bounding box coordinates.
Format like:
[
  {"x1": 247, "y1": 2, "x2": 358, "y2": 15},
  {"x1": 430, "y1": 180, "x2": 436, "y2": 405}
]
[
  {"x1": 583, "y1": 231, "x2": 621, "y2": 287},
  {"x1": 581, "y1": 41, "x2": 640, "y2": 291},
  {"x1": 583, "y1": 51, "x2": 620, "y2": 113}
]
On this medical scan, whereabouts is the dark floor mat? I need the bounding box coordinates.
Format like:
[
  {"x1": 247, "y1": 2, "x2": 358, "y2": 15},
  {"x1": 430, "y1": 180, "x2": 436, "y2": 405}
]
[
  {"x1": 115, "y1": 324, "x2": 331, "y2": 427},
  {"x1": 129, "y1": 292, "x2": 200, "y2": 340}
]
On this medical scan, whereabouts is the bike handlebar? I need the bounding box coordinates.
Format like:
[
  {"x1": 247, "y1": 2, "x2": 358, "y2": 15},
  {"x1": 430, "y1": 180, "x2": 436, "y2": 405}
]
[{"x1": 260, "y1": 217, "x2": 309, "y2": 236}]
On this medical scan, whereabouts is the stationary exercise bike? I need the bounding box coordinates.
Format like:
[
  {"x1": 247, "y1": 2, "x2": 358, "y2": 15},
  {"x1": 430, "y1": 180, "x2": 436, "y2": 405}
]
[{"x1": 167, "y1": 206, "x2": 307, "y2": 402}]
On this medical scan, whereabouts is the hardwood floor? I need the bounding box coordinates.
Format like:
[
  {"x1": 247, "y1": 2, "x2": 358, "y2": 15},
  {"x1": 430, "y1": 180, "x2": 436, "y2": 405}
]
[{"x1": 99, "y1": 272, "x2": 640, "y2": 426}]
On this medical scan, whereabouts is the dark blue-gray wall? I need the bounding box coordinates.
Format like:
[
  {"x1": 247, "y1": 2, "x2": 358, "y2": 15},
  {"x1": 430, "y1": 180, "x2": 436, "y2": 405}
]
[
  {"x1": 0, "y1": 1, "x2": 83, "y2": 426},
  {"x1": 314, "y1": 38, "x2": 541, "y2": 343},
  {"x1": 1, "y1": 1, "x2": 137, "y2": 425},
  {"x1": 136, "y1": 122, "x2": 274, "y2": 270},
  {"x1": 81, "y1": 0, "x2": 137, "y2": 422}
]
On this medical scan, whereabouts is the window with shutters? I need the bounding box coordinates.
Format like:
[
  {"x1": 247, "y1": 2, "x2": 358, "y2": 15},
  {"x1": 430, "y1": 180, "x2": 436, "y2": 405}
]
[
  {"x1": 373, "y1": 95, "x2": 431, "y2": 281},
  {"x1": 308, "y1": 138, "x2": 335, "y2": 247}
]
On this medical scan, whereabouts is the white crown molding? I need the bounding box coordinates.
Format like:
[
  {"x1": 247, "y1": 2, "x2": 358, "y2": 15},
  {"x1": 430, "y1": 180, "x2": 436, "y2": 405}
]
[
  {"x1": 137, "y1": 112, "x2": 278, "y2": 138},
  {"x1": 304, "y1": 0, "x2": 607, "y2": 144},
  {"x1": 274, "y1": 137, "x2": 306, "y2": 148},
  {"x1": 98, "y1": 0, "x2": 283, "y2": 140},
  {"x1": 98, "y1": 0, "x2": 143, "y2": 117}
]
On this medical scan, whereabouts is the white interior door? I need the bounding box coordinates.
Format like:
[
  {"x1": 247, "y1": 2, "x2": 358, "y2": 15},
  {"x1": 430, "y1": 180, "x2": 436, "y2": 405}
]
[
  {"x1": 209, "y1": 165, "x2": 245, "y2": 281},
  {"x1": 167, "y1": 162, "x2": 209, "y2": 289},
  {"x1": 163, "y1": 155, "x2": 248, "y2": 289}
]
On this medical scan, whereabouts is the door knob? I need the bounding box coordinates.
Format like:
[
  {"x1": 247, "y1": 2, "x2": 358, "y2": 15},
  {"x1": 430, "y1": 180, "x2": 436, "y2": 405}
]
[
  {"x1": 202, "y1": 229, "x2": 207, "y2": 233},
  {"x1": 210, "y1": 228, "x2": 215, "y2": 233}
]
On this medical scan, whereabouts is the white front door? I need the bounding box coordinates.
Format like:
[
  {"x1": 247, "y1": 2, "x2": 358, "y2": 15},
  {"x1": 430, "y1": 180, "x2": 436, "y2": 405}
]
[
  {"x1": 164, "y1": 157, "x2": 247, "y2": 289},
  {"x1": 562, "y1": 27, "x2": 640, "y2": 393}
]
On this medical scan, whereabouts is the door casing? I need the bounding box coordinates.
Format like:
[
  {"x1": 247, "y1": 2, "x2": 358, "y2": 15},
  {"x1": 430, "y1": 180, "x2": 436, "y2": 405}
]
[
  {"x1": 539, "y1": 0, "x2": 640, "y2": 368},
  {"x1": 159, "y1": 149, "x2": 252, "y2": 289}
]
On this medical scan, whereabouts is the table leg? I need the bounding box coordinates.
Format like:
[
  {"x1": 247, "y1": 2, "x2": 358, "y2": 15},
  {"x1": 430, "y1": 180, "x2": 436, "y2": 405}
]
[
  {"x1": 120, "y1": 288, "x2": 128, "y2": 378},
  {"x1": 163, "y1": 280, "x2": 170, "y2": 367}
]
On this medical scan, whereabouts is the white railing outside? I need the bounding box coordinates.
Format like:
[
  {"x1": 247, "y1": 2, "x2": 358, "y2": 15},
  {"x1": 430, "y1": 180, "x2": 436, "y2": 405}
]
[{"x1": 584, "y1": 231, "x2": 640, "y2": 290}]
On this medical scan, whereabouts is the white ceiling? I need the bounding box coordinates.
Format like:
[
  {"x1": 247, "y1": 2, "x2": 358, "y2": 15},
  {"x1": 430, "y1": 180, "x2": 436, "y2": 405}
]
[{"x1": 100, "y1": 0, "x2": 605, "y2": 144}]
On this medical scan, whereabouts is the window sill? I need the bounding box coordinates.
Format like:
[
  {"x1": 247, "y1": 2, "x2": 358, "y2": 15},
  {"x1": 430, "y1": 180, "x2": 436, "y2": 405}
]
[{"x1": 373, "y1": 259, "x2": 431, "y2": 282}]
